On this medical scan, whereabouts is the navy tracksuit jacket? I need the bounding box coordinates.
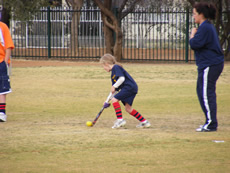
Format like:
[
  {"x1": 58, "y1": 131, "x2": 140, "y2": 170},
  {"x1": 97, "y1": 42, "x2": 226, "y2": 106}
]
[{"x1": 189, "y1": 20, "x2": 224, "y2": 130}]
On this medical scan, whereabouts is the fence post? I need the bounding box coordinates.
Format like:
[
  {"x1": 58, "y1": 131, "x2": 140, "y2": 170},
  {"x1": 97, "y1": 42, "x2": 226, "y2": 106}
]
[
  {"x1": 185, "y1": 7, "x2": 189, "y2": 63},
  {"x1": 47, "y1": 6, "x2": 51, "y2": 58}
]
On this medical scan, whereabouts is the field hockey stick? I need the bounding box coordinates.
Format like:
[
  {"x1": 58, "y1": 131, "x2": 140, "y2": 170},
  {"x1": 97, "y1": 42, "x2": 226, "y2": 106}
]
[{"x1": 92, "y1": 91, "x2": 117, "y2": 126}]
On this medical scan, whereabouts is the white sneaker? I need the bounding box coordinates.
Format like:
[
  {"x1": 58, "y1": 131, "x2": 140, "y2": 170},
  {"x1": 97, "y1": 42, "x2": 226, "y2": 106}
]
[
  {"x1": 196, "y1": 125, "x2": 217, "y2": 132},
  {"x1": 112, "y1": 119, "x2": 126, "y2": 129},
  {"x1": 136, "y1": 120, "x2": 151, "y2": 128},
  {"x1": 0, "y1": 113, "x2": 7, "y2": 122}
]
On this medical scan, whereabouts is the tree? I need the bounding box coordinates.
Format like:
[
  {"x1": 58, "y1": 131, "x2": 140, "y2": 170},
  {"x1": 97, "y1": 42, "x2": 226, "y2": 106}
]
[
  {"x1": 65, "y1": 0, "x2": 84, "y2": 56},
  {"x1": 2, "y1": 0, "x2": 50, "y2": 23},
  {"x1": 3, "y1": 0, "x2": 82, "y2": 56},
  {"x1": 94, "y1": 0, "x2": 229, "y2": 61},
  {"x1": 1, "y1": 7, "x2": 10, "y2": 27},
  {"x1": 187, "y1": 0, "x2": 230, "y2": 60},
  {"x1": 1, "y1": 0, "x2": 61, "y2": 27},
  {"x1": 92, "y1": 0, "x2": 141, "y2": 61}
]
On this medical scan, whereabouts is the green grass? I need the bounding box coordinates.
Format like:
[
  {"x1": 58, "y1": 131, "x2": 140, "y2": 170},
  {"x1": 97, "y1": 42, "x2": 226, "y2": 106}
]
[{"x1": 0, "y1": 61, "x2": 230, "y2": 173}]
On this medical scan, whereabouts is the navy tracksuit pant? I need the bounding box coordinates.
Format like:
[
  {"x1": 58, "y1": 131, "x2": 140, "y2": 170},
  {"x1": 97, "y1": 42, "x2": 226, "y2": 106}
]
[{"x1": 197, "y1": 62, "x2": 224, "y2": 130}]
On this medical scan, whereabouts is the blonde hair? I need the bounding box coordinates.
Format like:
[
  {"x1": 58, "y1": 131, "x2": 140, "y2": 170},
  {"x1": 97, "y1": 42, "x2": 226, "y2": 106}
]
[{"x1": 99, "y1": 53, "x2": 122, "y2": 67}]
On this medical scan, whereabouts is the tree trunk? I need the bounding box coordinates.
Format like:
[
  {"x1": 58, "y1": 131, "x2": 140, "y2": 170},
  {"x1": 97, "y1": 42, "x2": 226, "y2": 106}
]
[
  {"x1": 113, "y1": 25, "x2": 123, "y2": 61},
  {"x1": 222, "y1": 0, "x2": 230, "y2": 60},
  {"x1": 225, "y1": 52, "x2": 230, "y2": 61},
  {"x1": 66, "y1": 0, "x2": 83, "y2": 56},
  {"x1": 70, "y1": 7, "x2": 80, "y2": 56},
  {"x1": 215, "y1": 0, "x2": 222, "y2": 35},
  {"x1": 94, "y1": 0, "x2": 123, "y2": 61},
  {"x1": 103, "y1": 24, "x2": 114, "y2": 54},
  {"x1": 224, "y1": 37, "x2": 230, "y2": 60},
  {"x1": 102, "y1": 0, "x2": 114, "y2": 54}
]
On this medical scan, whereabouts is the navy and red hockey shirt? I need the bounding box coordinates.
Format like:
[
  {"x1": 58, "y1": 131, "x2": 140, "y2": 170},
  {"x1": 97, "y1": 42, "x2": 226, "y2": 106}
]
[{"x1": 111, "y1": 64, "x2": 138, "y2": 93}]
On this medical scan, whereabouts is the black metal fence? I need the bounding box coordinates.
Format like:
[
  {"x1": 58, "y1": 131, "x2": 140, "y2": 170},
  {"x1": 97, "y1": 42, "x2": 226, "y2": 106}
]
[{"x1": 10, "y1": 6, "x2": 228, "y2": 62}]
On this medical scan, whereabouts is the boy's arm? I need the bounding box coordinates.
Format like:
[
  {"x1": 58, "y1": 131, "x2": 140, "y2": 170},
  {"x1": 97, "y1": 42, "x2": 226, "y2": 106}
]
[
  {"x1": 4, "y1": 48, "x2": 11, "y2": 64},
  {"x1": 113, "y1": 76, "x2": 125, "y2": 88}
]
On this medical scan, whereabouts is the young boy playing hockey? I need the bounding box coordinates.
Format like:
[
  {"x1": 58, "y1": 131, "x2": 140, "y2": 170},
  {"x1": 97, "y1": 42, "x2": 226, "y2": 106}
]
[{"x1": 100, "y1": 54, "x2": 151, "y2": 129}]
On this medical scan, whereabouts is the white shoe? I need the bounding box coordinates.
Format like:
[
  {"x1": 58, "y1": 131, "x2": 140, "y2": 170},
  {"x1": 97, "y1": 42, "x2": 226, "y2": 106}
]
[
  {"x1": 196, "y1": 125, "x2": 217, "y2": 132},
  {"x1": 136, "y1": 120, "x2": 151, "y2": 128},
  {"x1": 112, "y1": 119, "x2": 126, "y2": 129},
  {"x1": 0, "y1": 113, "x2": 7, "y2": 122}
]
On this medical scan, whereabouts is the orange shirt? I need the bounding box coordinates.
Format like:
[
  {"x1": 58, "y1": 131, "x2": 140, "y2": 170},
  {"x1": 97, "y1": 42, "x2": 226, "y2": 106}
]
[{"x1": 0, "y1": 22, "x2": 15, "y2": 63}]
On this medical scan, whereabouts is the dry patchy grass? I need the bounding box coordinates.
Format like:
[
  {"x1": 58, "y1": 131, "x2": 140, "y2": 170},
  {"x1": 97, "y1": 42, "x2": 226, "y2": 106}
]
[{"x1": 0, "y1": 60, "x2": 229, "y2": 173}]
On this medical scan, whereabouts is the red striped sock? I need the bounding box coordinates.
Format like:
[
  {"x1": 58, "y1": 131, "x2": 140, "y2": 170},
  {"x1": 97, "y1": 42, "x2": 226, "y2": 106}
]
[
  {"x1": 113, "y1": 102, "x2": 123, "y2": 119},
  {"x1": 0, "y1": 103, "x2": 6, "y2": 114},
  {"x1": 130, "y1": 109, "x2": 146, "y2": 122}
]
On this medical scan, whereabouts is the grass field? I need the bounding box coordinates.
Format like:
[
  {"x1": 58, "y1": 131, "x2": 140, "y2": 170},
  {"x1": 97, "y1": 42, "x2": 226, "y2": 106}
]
[{"x1": 0, "y1": 60, "x2": 230, "y2": 173}]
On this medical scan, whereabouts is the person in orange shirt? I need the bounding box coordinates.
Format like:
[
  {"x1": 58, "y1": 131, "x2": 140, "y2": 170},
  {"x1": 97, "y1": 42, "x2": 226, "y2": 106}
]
[{"x1": 0, "y1": 21, "x2": 14, "y2": 122}]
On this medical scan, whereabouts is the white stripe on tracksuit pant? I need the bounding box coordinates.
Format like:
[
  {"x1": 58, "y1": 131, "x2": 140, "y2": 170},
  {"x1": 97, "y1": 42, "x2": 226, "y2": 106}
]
[{"x1": 196, "y1": 62, "x2": 224, "y2": 130}]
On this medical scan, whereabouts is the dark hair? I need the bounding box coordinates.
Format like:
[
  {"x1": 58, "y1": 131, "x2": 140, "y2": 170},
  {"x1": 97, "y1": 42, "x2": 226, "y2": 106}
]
[{"x1": 194, "y1": 2, "x2": 216, "y2": 20}]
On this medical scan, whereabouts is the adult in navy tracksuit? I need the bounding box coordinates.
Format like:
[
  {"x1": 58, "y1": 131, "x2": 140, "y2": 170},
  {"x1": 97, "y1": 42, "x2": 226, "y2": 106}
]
[{"x1": 189, "y1": 2, "x2": 224, "y2": 132}]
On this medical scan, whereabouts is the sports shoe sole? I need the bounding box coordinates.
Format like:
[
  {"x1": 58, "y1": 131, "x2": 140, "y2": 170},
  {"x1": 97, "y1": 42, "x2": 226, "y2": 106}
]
[
  {"x1": 0, "y1": 114, "x2": 7, "y2": 122},
  {"x1": 136, "y1": 122, "x2": 151, "y2": 128},
  {"x1": 196, "y1": 127, "x2": 217, "y2": 132},
  {"x1": 112, "y1": 120, "x2": 126, "y2": 129}
]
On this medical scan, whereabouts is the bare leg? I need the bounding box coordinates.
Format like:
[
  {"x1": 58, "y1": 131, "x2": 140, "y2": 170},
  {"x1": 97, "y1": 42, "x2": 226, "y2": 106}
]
[{"x1": 0, "y1": 94, "x2": 6, "y2": 103}]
